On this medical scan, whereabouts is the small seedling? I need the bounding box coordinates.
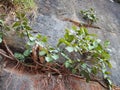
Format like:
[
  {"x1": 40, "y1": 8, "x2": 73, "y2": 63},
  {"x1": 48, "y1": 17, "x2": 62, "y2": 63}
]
[{"x1": 80, "y1": 8, "x2": 99, "y2": 25}]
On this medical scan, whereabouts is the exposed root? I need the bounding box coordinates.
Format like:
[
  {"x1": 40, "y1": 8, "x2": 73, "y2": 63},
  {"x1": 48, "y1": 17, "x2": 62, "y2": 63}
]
[
  {"x1": 0, "y1": 49, "x2": 14, "y2": 60},
  {"x1": 3, "y1": 40, "x2": 15, "y2": 59}
]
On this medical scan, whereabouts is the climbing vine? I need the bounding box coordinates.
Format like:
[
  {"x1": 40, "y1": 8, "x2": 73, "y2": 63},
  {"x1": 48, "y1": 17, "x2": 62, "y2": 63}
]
[{"x1": 0, "y1": 1, "x2": 112, "y2": 90}]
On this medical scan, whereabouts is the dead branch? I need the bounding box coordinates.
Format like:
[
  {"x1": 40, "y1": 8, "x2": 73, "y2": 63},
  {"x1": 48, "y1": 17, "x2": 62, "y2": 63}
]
[{"x1": 63, "y1": 18, "x2": 101, "y2": 29}]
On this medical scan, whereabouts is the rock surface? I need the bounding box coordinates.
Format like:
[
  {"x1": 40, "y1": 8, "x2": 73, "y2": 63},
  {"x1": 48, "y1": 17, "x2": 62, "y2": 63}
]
[
  {"x1": 0, "y1": 0, "x2": 120, "y2": 88},
  {"x1": 31, "y1": 0, "x2": 120, "y2": 85}
]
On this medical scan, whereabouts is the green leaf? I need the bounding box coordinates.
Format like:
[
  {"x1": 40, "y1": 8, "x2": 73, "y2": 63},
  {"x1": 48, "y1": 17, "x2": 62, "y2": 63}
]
[
  {"x1": 64, "y1": 29, "x2": 75, "y2": 42},
  {"x1": 88, "y1": 45, "x2": 94, "y2": 50},
  {"x1": 105, "y1": 71, "x2": 111, "y2": 75},
  {"x1": 14, "y1": 53, "x2": 25, "y2": 61},
  {"x1": 13, "y1": 22, "x2": 21, "y2": 28},
  {"x1": 65, "y1": 46, "x2": 74, "y2": 52},
  {"x1": 64, "y1": 61, "x2": 71, "y2": 68},
  {"x1": 0, "y1": 34, "x2": 2, "y2": 38},
  {"x1": 72, "y1": 69, "x2": 77, "y2": 74},
  {"x1": 83, "y1": 27, "x2": 88, "y2": 35},
  {"x1": 50, "y1": 49, "x2": 59, "y2": 53},
  {"x1": 57, "y1": 38, "x2": 64, "y2": 46},
  {"x1": 81, "y1": 70, "x2": 90, "y2": 82},
  {"x1": 45, "y1": 56, "x2": 53, "y2": 62},
  {"x1": 0, "y1": 20, "x2": 3, "y2": 24},
  {"x1": 104, "y1": 40, "x2": 110, "y2": 47},
  {"x1": 24, "y1": 25, "x2": 32, "y2": 30},
  {"x1": 61, "y1": 52, "x2": 69, "y2": 59},
  {"x1": 36, "y1": 34, "x2": 42, "y2": 39},
  {"x1": 102, "y1": 51, "x2": 110, "y2": 60},
  {"x1": 72, "y1": 26, "x2": 77, "y2": 31},
  {"x1": 51, "y1": 54, "x2": 59, "y2": 60},
  {"x1": 81, "y1": 63, "x2": 87, "y2": 69},
  {"x1": 27, "y1": 41, "x2": 35, "y2": 46},
  {"x1": 108, "y1": 80, "x2": 112, "y2": 86},
  {"x1": 106, "y1": 60, "x2": 112, "y2": 68},
  {"x1": 5, "y1": 26, "x2": 10, "y2": 31},
  {"x1": 91, "y1": 67, "x2": 98, "y2": 74},
  {"x1": 21, "y1": 13, "x2": 26, "y2": 18},
  {"x1": 66, "y1": 35, "x2": 75, "y2": 42},
  {"x1": 93, "y1": 41, "x2": 99, "y2": 47},
  {"x1": 29, "y1": 37, "x2": 36, "y2": 41},
  {"x1": 23, "y1": 22, "x2": 27, "y2": 26},
  {"x1": 87, "y1": 68, "x2": 92, "y2": 73},
  {"x1": 23, "y1": 49, "x2": 31, "y2": 56},
  {"x1": 41, "y1": 36, "x2": 48, "y2": 42},
  {"x1": 106, "y1": 77, "x2": 112, "y2": 86},
  {"x1": 57, "y1": 38, "x2": 70, "y2": 46},
  {"x1": 36, "y1": 41, "x2": 44, "y2": 47},
  {"x1": 102, "y1": 68, "x2": 107, "y2": 74},
  {"x1": 96, "y1": 39, "x2": 101, "y2": 43},
  {"x1": 39, "y1": 50, "x2": 46, "y2": 56}
]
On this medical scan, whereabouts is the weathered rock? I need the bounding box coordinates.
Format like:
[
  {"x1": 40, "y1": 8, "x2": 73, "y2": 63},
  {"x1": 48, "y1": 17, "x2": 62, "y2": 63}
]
[{"x1": 1, "y1": 0, "x2": 120, "y2": 87}]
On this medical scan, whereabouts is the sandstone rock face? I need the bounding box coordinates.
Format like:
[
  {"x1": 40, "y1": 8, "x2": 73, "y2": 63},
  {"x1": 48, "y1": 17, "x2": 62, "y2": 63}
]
[{"x1": 1, "y1": 0, "x2": 120, "y2": 88}]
